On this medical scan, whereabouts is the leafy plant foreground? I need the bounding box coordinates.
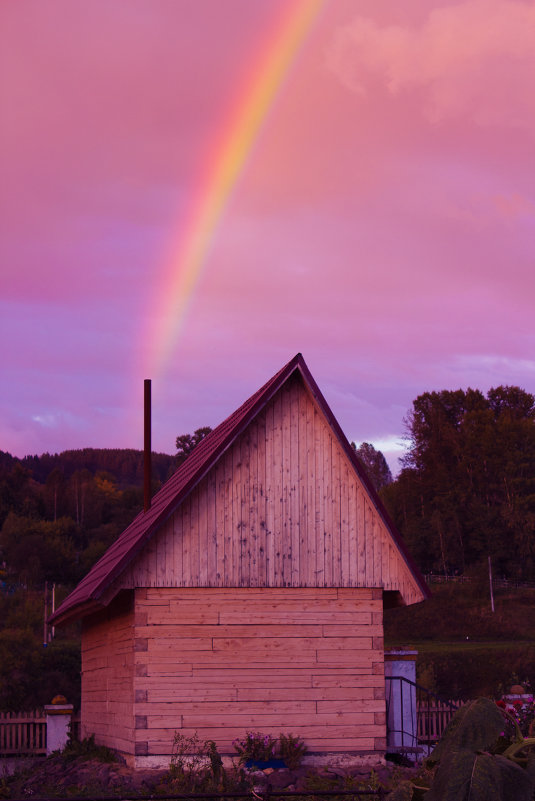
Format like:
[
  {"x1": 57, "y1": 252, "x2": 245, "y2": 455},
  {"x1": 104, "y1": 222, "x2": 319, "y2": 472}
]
[{"x1": 387, "y1": 697, "x2": 535, "y2": 801}]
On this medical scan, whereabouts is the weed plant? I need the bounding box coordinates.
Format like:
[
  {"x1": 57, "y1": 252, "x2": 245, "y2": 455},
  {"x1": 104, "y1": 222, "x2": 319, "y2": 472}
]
[
  {"x1": 302, "y1": 767, "x2": 382, "y2": 801},
  {"x1": 278, "y1": 733, "x2": 308, "y2": 769},
  {"x1": 167, "y1": 733, "x2": 249, "y2": 794}
]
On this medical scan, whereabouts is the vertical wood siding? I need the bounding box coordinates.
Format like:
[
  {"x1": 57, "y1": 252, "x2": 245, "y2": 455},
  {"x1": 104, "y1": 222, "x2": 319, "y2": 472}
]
[
  {"x1": 132, "y1": 587, "x2": 385, "y2": 758},
  {"x1": 81, "y1": 592, "x2": 135, "y2": 754},
  {"x1": 116, "y1": 375, "x2": 421, "y2": 604}
]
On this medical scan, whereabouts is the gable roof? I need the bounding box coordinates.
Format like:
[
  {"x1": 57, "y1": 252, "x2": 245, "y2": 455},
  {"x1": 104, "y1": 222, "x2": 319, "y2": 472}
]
[{"x1": 51, "y1": 354, "x2": 429, "y2": 625}]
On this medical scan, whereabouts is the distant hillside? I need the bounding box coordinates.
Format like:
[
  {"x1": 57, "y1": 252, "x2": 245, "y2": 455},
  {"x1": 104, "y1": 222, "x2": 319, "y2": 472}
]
[
  {"x1": 0, "y1": 447, "x2": 178, "y2": 590},
  {"x1": 18, "y1": 448, "x2": 176, "y2": 487}
]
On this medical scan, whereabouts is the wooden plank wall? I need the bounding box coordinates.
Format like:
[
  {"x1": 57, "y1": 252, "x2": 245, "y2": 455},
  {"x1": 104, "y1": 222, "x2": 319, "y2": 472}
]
[
  {"x1": 133, "y1": 587, "x2": 386, "y2": 759},
  {"x1": 117, "y1": 375, "x2": 422, "y2": 604},
  {"x1": 81, "y1": 592, "x2": 135, "y2": 754}
]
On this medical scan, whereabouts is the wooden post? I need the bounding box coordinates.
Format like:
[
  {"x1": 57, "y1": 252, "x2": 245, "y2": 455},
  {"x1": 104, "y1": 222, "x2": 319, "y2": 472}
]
[
  {"x1": 488, "y1": 555, "x2": 495, "y2": 613},
  {"x1": 144, "y1": 379, "x2": 151, "y2": 513},
  {"x1": 43, "y1": 582, "x2": 48, "y2": 647},
  {"x1": 51, "y1": 583, "x2": 56, "y2": 641}
]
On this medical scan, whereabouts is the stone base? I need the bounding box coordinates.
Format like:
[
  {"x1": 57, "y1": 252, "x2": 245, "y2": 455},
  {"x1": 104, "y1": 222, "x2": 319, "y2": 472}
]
[
  {"x1": 130, "y1": 751, "x2": 385, "y2": 771},
  {"x1": 303, "y1": 752, "x2": 385, "y2": 769}
]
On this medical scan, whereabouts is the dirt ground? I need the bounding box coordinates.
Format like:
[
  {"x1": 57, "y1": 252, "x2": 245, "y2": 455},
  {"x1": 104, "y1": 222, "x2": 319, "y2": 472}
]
[{"x1": 2, "y1": 753, "x2": 424, "y2": 798}]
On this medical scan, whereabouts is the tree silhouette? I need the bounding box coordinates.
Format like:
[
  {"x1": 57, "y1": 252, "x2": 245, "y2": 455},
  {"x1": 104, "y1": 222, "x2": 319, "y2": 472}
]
[{"x1": 175, "y1": 427, "x2": 212, "y2": 465}]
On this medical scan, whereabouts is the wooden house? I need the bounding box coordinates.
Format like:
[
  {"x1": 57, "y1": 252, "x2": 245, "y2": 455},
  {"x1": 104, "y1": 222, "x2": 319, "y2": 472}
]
[{"x1": 51, "y1": 354, "x2": 429, "y2": 768}]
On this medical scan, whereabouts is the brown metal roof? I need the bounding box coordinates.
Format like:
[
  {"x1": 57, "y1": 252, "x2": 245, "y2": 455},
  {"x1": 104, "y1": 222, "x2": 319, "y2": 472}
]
[{"x1": 50, "y1": 353, "x2": 429, "y2": 626}]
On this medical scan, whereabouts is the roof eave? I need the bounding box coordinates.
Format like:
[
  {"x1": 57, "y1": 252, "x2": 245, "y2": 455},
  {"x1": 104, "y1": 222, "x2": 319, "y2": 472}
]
[{"x1": 48, "y1": 598, "x2": 104, "y2": 627}]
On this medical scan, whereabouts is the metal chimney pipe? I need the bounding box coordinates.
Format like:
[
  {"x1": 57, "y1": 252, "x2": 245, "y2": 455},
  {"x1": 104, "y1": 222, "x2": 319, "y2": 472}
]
[{"x1": 144, "y1": 379, "x2": 152, "y2": 512}]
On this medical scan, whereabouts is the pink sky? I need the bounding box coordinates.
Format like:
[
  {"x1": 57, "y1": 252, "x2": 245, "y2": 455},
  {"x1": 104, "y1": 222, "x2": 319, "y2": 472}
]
[{"x1": 1, "y1": 0, "x2": 534, "y2": 474}]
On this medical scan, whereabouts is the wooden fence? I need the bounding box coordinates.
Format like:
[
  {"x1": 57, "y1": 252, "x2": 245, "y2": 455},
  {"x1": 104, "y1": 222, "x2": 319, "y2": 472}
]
[
  {"x1": 0, "y1": 709, "x2": 47, "y2": 755},
  {"x1": 417, "y1": 699, "x2": 464, "y2": 744},
  {"x1": 425, "y1": 574, "x2": 535, "y2": 589},
  {"x1": 1, "y1": 702, "x2": 458, "y2": 756}
]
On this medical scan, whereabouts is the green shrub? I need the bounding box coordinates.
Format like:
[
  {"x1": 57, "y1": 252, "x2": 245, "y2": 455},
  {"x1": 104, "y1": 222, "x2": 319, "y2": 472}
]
[
  {"x1": 232, "y1": 730, "x2": 307, "y2": 768},
  {"x1": 59, "y1": 734, "x2": 117, "y2": 763},
  {"x1": 232, "y1": 731, "x2": 278, "y2": 763}
]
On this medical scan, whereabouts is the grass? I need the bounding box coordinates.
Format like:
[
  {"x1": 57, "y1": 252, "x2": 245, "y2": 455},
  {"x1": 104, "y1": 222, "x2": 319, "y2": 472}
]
[
  {"x1": 385, "y1": 583, "x2": 535, "y2": 644},
  {"x1": 384, "y1": 582, "x2": 535, "y2": 699},
  {"x1": 414, "y1": 640, "x2": 535, "y2": 654}
]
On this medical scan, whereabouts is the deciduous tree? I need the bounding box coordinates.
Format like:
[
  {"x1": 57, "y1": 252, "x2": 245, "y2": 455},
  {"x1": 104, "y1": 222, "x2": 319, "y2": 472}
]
[
  {"x1": 175, "y1": 427, "x2": 212, "y2": 465},
  {"x1": 384, "y1": 386, "x2": 535, "y2": 579},
  {"x1": 351, "y1": 441, "x2": 392, "y2": 491}
]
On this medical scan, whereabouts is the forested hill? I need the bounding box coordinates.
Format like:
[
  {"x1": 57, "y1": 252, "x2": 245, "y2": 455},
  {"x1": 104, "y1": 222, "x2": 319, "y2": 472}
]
[
  {"x1": 15, "y1": 448, "x2": 176, "y2": 486},
  {"x1": 0, "y1": 448, "x2": 176, "y2": 589},
  {"x1": 0, "y1": 447, "x2": 176, "y2": 710}
]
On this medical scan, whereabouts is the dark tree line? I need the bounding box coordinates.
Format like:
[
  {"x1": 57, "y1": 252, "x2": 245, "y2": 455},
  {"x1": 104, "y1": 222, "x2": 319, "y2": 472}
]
[
  {"x1": 0, "y1": 447, "x2": 178, "y2": 710},
  {"x1": 20, "y1": 448, "x2": 176, "y2": 486},
  {"x1": 381, "y1": 385, "x2": 535, "y2": 581}
]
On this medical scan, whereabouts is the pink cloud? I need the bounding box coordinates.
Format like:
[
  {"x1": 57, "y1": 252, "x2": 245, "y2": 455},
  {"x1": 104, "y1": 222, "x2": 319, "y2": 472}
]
[
  {"x1": 327, "y1": 0, "x2": 535, "y2": 126},
  {"x1": 492, "y1": 192, "x2": 535, "y2": 221}
]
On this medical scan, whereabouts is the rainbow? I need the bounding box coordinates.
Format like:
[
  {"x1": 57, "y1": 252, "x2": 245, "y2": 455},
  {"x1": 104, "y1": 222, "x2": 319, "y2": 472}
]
[{"x1": 147, "y1": 0, "x2": 325, "y2": 378}]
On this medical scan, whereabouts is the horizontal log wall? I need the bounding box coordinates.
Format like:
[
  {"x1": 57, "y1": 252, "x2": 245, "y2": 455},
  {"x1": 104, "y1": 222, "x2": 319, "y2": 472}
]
[
  {"x1": 133, "y1": 587, "x2": 386, "y2": 759},
  {"x1": 81, "y1": 591, "x2": 135, "y2": 754},
  {"x1": 117, "y1": 375, "x2": 421, "y2": 604}
]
